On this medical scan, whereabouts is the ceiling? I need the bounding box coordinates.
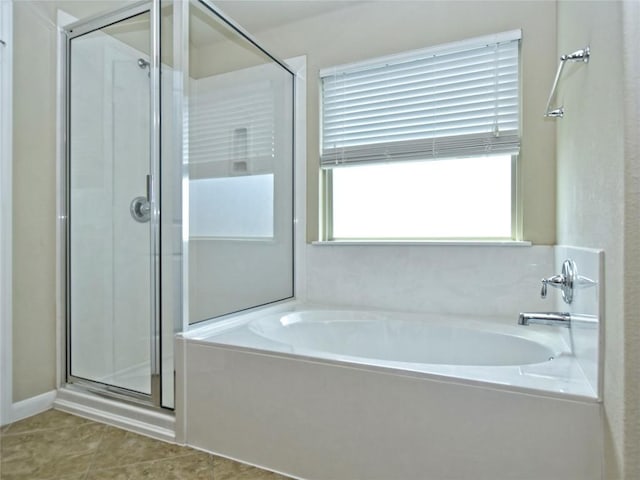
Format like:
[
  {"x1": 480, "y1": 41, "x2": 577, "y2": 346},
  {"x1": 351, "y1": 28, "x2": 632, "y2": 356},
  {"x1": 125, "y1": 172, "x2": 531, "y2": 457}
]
[
  {"x1": 59, "y1": 0, "x2": 365, "y2": 54},
  {"x1": 213, "y1": 1, "x2": 363, "y2": 33}
]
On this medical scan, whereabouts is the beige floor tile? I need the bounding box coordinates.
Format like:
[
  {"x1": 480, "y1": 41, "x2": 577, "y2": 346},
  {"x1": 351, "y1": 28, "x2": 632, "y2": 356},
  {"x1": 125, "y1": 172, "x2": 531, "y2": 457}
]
[
  {"x1": 2, "y1": 410, "x2": 93, "y2": 435},
  {"x1": 1, "y1": 410, "x2": 291, "y2": 480},
  {"x1": 86, "y1": 452, "x2": 215, "y2": 480},
  {"x1": 213, "y1": 457, "x2": 291, "y2": 480},
  {"x1": 90, "y1": 426, "x2": 190, "y2": 470},
  {"x1": 0, "y1": 422, "x2": 105, "y2": 479}
]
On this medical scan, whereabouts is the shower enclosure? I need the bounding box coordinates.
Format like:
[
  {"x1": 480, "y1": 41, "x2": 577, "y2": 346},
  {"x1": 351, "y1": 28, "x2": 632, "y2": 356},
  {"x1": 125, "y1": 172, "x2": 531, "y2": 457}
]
[{"x1": 62, "y1": 0, "x2": 295, "y2": 409}]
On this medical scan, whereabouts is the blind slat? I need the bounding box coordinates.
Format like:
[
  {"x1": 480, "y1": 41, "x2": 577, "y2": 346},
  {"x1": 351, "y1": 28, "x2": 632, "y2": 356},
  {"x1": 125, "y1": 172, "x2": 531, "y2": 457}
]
[
  {"x1": 320, "y1": 31, "x2": 521, "y2": 166},
  {"x1": 323, "y1": 62, "x2": 518, "y2": 100},
  {"x1": 321, "y1": 132, "x2": 520, "y2": 166}
]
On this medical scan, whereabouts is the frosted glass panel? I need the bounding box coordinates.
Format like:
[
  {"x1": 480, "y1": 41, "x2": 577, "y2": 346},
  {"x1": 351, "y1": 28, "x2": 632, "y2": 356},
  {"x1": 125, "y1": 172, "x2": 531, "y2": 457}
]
[{"x1": 190, "y1": 175, "x2": 274, "y2": 238}]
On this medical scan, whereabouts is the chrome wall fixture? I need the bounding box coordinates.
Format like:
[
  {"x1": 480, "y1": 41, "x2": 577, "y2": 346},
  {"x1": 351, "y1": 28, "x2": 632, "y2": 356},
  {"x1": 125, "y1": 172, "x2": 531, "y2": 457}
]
[
  {"x1": 541, "y1": 259, "x2": 578, "y2": 304},
  {"x1": 544, "y1": 46, "x2": 590, "y2": 118},
  {"x1": 539, "y1": 258, "x2": 597, "y2": 305},
  {"x1": 518, "y1": 311, "x2": 571, "y2": 328},
  {"x1": 517, "y1": 258, "x2": 597, "y2": 329}
]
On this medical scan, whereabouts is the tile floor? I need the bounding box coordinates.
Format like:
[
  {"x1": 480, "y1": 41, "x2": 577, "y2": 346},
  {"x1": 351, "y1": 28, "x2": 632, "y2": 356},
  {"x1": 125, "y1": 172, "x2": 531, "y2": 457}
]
[{"x1": 0, "y1": 409, "x2": 291, "y2": 480}]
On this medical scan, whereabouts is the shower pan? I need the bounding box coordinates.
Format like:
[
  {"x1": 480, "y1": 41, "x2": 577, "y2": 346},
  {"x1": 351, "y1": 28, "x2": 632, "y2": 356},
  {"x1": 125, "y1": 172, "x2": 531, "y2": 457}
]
[{"x1": 61, "y1": 0, "x2": 295, "y2": 411}]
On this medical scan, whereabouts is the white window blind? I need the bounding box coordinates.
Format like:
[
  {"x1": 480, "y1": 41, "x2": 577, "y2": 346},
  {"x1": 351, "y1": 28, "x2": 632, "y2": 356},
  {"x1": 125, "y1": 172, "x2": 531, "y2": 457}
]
[{"x1": 320, "y1": 30, "x2": 521, "y2": 167}]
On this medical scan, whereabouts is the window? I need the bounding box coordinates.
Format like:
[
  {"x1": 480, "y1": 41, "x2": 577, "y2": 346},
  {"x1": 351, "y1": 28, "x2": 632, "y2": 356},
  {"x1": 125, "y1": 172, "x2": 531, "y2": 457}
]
[{"x1": 320, "y1": 30, "x2": 521, "y2": 240}]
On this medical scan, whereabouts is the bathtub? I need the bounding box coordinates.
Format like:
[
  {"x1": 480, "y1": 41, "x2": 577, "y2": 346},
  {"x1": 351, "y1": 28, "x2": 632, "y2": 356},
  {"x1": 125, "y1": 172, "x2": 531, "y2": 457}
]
[
  {"x1": 177, "y1": 304, "x2": 602, "y2": 479},
  {"x1": 250, "y1": 310, "x2": 558, "y2": 365}
]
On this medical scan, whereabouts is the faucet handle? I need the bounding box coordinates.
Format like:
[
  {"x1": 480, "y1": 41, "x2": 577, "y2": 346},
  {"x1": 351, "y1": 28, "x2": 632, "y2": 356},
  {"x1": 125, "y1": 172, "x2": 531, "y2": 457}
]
[
  {"x1": 541, "y1": 274, "x2": 565, "y2": 298},
  {"x1": 540, "y1": 260, "x2": 577, "y2": 304}
]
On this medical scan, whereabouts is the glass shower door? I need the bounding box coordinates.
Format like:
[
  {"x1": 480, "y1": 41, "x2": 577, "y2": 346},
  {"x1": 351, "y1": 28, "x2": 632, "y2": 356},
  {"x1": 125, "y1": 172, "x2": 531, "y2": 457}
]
[{"x1": 67, "y1": 10, "x2": 153, "y2": 397}]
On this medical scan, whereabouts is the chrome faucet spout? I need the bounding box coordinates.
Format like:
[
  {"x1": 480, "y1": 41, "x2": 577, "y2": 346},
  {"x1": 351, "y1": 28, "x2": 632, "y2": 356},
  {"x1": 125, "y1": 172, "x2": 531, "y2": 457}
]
[{"x1": 518, "y1": 312, "x2": 571, "y2": 328}]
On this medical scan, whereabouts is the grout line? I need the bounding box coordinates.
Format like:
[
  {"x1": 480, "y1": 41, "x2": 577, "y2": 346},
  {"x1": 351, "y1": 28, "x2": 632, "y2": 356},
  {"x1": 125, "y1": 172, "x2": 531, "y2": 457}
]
[
  {"x1": 82, "y1": 420, "x2": 112, "y2": 480},
  {"x1": 78, "y1": 463, "x2": 92, "y2": 480}
]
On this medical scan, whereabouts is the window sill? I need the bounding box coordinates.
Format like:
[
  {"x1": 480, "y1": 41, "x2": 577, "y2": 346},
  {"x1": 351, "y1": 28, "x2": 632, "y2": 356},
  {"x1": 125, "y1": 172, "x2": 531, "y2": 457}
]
[{"x1": 312, "y1": 240, "x2": 532, "y2": 247}]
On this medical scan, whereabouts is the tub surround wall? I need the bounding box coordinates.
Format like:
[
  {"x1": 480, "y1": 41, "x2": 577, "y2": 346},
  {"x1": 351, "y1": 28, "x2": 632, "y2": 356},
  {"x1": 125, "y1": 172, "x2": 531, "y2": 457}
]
[
  {"x1": 304, "y1": 244, "x2": 602, "y2": 397},
  {"x1": 306, "y1": 245, "x2": 554, "y2": 319},
  {"x1": 553, "y1": 246, "x2": 603, "y2": 399},
  {"x1": 178, "y1": 342, "x2": 602, "y2": 480}
]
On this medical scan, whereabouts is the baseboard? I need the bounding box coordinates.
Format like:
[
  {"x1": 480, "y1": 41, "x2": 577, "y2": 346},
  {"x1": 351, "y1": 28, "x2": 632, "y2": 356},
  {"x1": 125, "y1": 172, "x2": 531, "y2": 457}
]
[
  {"x1": 53, "y1": 386, "x2": 176, "y2": 443},
  {"x1": 10, "y1": 390, "x2": 57, "y2": 423}
]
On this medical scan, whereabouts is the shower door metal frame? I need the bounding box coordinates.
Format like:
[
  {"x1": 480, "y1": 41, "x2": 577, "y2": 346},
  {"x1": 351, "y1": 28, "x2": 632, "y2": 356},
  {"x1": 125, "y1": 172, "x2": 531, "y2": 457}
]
[{"x1": 61, "y1": 0, "x2": 162, "y2": 408}]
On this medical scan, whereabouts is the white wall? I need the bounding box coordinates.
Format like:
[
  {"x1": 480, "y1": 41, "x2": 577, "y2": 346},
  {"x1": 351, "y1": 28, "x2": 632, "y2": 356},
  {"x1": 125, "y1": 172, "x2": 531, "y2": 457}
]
[{"x1": 556, "y1": 1, "x2": 639, "y2": 477}]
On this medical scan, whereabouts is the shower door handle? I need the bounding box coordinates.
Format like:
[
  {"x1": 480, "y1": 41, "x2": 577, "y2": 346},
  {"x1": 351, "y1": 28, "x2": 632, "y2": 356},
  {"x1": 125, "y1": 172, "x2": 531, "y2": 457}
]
[{"x1": 130, "y1": 175, "x2": 151, "y2": 223}]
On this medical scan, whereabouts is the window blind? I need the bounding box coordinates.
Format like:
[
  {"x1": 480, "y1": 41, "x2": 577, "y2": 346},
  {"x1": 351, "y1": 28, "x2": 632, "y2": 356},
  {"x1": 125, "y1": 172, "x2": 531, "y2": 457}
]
[{"x1": 320, "y1": 30, "x2": 521, "y2": 167}]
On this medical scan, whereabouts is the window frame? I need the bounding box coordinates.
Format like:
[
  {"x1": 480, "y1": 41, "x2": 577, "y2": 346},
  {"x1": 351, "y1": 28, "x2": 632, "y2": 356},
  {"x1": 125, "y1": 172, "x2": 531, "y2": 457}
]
[{"x1": 319, "y1": 31, "x2": 523, "y2": 243}]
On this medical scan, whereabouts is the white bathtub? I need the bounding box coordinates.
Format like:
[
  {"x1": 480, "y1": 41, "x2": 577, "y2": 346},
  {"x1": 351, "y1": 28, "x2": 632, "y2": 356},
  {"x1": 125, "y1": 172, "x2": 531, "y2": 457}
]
[
  {"x1": 249, "y1": 309, "x2": 559, "y2": 366},
  {"x1": 183, "y1": 305, "x2": 594, "y2": 397},
  {"x1": 177, "y1": 304, "x2": 602, "y2": 479}
]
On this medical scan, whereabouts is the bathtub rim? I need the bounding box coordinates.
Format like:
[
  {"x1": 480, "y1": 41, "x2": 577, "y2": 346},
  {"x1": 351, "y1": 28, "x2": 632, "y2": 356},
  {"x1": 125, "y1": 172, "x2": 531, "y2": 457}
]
[
  {"x1": 247, "y1": 308, "x2": 568, "y2": 367},
  {"x1": 180, "y1": 300, "x2": 600, "y2": 403}
]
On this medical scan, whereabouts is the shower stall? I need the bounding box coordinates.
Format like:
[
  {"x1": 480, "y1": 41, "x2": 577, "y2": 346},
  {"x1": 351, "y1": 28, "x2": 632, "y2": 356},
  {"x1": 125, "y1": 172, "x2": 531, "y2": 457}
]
[{"x1": 60, "y1": 0, "x2": 296, "y2": 411}]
